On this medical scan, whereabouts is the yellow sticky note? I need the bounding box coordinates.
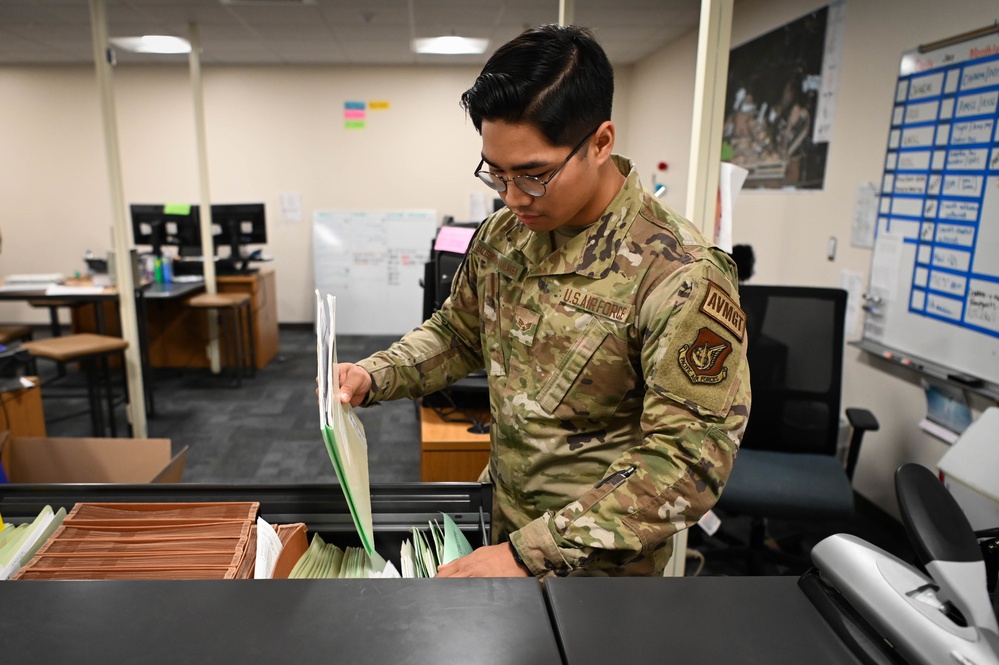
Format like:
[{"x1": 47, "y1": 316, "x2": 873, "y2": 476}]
[{"x1": 368, "y1": 101, "x2": 390, "y2": 111}]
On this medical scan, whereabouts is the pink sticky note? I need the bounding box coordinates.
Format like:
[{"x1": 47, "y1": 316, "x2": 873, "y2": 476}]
[
  {"x1": 433, "y1": 226, "x2": 477, "y2": 254},
  {"x1": 344, "y1": 109, "x2": 366, "y2": 120}
]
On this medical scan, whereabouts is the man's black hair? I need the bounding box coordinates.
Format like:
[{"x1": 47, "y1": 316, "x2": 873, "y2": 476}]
[{"x1": 460, "y1": 24, "x2": 613, "y2": 147}]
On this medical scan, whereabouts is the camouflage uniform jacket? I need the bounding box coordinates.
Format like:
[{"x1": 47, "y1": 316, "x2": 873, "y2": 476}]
[{"x1": 357, "y1": 156, "x2": 750, "y2": 576}]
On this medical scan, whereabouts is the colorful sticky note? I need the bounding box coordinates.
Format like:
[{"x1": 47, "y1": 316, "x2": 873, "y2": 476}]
[
  {"x1": 344, "y1": 109, "x2": 366, "y2": 120},
  {"x1": 344, "y1": 120, "x2": 366, "y2": 130},
  {"x1": 164, "y1": 203, "x2": 191, "y2": 215},
  {"x1": 433, "y1": 226, "x2": 476, "y2": 254},
  {"x1": 368, "y1": 101, "x2": 390, "y2": 111},
  {"x1": 344, "y1": 101, "x2": 366, "y2": 110}
]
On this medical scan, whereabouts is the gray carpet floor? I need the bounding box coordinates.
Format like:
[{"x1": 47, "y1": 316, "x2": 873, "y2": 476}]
[{"x1": 39, "y1": 327, "x2": 421, "y2": 485}]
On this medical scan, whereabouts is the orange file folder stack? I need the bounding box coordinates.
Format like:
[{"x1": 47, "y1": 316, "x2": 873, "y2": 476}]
[{"x1": 13, "y1": 502, "x2": 259, "y2": 580}]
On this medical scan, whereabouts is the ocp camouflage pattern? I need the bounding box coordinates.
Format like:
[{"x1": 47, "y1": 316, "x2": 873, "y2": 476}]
[{"x1": 357, "y1": 156, "x2": 751, "y2": 576}]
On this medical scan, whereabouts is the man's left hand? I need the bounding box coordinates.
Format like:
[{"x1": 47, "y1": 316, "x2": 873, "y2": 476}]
[{"x1": 435, "y1": 543, "x2": 531, "y2": 578}]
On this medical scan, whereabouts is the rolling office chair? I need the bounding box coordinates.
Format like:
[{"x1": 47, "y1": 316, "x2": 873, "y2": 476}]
[{"x1": 712, "y1": 285, "x2": 879, "y2": 574}]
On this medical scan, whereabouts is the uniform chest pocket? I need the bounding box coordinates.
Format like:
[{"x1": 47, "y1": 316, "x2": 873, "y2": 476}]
[
  {"x1": 480, "y1": 272, "x2": 507, "y2": 376},
  {"x1": 536, "y1": 317, "x2": 632, "y2": 420}
]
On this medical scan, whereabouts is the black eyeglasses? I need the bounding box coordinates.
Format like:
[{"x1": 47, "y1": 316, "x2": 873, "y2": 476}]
[{"x1": 473, "y1": 126, "x2": 599, "y2": 198}]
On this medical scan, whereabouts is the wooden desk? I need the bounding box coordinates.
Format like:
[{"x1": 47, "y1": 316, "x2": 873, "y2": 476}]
[
  {"x1": 218, "y1": 269, "x2": 279, "y2": 370},
  {"x1": 419, "y1": 405, "x2": 490, "y2": 482},
  {"x1": 0, "y1": 378, "x2": 46, "y2": 437},
  {"x1": 75, "y1": 269, "x2": 279, "y2": 370}
]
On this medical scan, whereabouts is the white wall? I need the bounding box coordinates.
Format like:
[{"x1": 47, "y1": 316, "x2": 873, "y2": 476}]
[
  {"x1": 2, "y1": 64, "x2": 485, "y2": 324},
  {"x1": 623, "y1": 0, "x2": 998, "y2": 517},
  {"x1": 0, "y1": 62, "x2": 634, "y2": 325}
]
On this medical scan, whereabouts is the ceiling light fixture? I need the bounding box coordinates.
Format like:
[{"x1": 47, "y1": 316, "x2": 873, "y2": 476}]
[
  {"x1": 412, "y1": 36, "x2": 488, "y2": 55},
  {"x1": 109, "y1": 35, "x2": 191, "y2": 55}
]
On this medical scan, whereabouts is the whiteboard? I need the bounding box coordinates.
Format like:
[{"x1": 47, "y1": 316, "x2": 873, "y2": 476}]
[
  {"x1": 313, "y1": 209, "x2": 437, "y2": 335},
  {"x1": 862, "y1": 29, "x2": 999, "y2": 387}
]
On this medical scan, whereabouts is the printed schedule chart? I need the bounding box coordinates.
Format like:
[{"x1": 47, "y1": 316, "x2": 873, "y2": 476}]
[{"x1": 879, "y1": 34, "x2": 999, "y2": 339}]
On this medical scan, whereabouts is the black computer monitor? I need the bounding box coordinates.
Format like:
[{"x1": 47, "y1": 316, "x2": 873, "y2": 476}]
[
  {"x1": 130, "y1": 204, "x2": 202, "y2": 257},
  {"x1": 210, "y1": 203, "x2": 267, "y2": 271}
]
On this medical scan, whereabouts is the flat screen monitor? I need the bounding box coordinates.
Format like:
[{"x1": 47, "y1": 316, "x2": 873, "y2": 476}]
[
  {"x1": 130, "y1": 204, "x2": 202, "y2": 257},
  {"x1": 210, "y1": 203, "x2": 267, "y2": 266}
]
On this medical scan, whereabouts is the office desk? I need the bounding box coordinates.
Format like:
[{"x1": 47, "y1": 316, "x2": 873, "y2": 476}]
[
  {"x1": 545, "y1": 576, "x2": 863, "y2": 664},
  {"x1": 420, "y1": 405, "x2": 491, "y2": 482},
  {"x1": 0, "y1": 281, "x2": 119, "y2": 332},
  {"x1": 0, "y1": 578, "x2": 562, "y2": 665},
  {"x1": 70, "y1": 270, "x2": 279, "y2": 370},
  {"x1": 141, "y1": 269, "x2": 278, "y2": 369},
  {"x1": 1, "y1": 280, "x2": 202, "y2": 417}
]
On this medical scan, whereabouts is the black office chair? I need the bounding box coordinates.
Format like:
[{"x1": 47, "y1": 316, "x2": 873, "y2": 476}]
[{"x1": 711, "y1": 285, "x2": 879, "y2": 573}]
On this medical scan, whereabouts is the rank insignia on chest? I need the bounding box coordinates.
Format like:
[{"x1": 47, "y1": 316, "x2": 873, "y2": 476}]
[{"x1": 678, "y1": 327, "x2": 732, "y2": 384}]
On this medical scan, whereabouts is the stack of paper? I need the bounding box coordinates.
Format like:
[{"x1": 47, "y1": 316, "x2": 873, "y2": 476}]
[
  {"x1": 315, "y1": 291, "x2": 375, "y2": 555},
  {"x1": 3, "y1": 273, "x2": 66, "y2": 286},
  {"x1": 0, "y1": 505, "x2": 67, "y2": 580},
  {"x1": 287, "y1": 533, "x2": 400, "y2": 579},
  {"x1": 12, "y1": 502, "x2": 258, "y2": 580},
  {"x1": 314, "y1": 290, "x2": 480, "y2": 575},
  {"x1": 400, "y1": 514, "x2": 474, "y2": 578}
]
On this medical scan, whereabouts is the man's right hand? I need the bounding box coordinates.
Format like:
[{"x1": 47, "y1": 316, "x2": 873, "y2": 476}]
[{"x1": 337, "y1": 363, "x2": 372, "y2": 407}]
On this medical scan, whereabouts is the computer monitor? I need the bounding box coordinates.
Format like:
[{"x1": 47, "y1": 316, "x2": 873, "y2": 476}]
[
  {"x1": 130, "y1": 204, "x2": 202, "y2": 257},
  {"x1": 210, "y1": 203, "x2": 267, "y2": 271}
]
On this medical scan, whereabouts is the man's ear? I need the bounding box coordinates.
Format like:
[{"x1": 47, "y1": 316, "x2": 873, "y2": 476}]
[{"x1": 591, "y1": 120, "x2": 615, "y2": 165}]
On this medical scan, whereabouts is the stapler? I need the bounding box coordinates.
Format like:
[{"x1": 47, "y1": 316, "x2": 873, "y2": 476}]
[{"x1": 800, "y1": 463, "x2": 999, "y2": 665}]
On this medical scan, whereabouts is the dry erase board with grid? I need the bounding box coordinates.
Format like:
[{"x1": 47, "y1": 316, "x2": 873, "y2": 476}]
[
  {"x1": 862, "y1": 28, "x2": 999, "y2": 388},
  {"x1": 312, "y1": 209, "x2": 437, "y2": 335}
]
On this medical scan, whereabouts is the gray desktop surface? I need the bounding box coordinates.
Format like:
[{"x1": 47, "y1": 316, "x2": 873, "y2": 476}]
[
  {"x1": 141, "y1": 279, "x2": 204, "y2": 299},
  {"x1": 545, "y1": 576, "x2": 864, "y2": 665},
  {"x1": 1, "y1": 578, "x2": 562, "y2": 664}
]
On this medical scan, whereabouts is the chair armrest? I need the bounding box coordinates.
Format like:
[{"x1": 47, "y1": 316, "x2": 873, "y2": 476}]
[
  {"x1": 844, "y1": 408, "x2": 879, "y2": 481},
  {"x1": 845, "y1": 407, "x2": 879, "y2": 432}
]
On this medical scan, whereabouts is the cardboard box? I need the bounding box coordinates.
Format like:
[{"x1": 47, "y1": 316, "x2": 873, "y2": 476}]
[{"x1": 0, "y1": 434, "x2": 187, "y2": 483}]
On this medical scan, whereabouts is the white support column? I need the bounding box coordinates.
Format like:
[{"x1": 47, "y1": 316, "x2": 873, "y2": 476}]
[
  {"x1": 558, "y1": 0, "x2": 575, "y2": 26},
  {"x1": 664, "y1": 0, "x2": 734, "y2": 578},
  {"x1": 88, "y1": 0, "x2": 147, "y2": 437},
  {"x1": 684, "y1": 0, "x2": 734, "y2": 237},
  {"x1": 188, "y1": 22, "x2": 221, "y2": 373}
]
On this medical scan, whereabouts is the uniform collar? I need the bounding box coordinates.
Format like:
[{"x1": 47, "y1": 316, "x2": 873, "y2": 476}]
[{"x1": 524, "y1": 154, "x2": 644, "y2": 279}]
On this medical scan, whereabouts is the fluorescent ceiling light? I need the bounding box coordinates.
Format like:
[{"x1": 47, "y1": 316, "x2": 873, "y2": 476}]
[
  {"x1": 110, "y1": 35, "x2": 191, "y2": 54},
  {"x1": 412, "y1": 36, "x2": 488, "y2": 55}
]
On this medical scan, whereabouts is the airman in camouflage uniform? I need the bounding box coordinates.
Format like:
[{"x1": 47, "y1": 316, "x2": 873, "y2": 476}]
[
  {"x1": 356, "y1": 154, "x2": 750, "y2": 576},
  {"x1": 341, "y1": 24, "x2": 750, "y2": 576}
]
